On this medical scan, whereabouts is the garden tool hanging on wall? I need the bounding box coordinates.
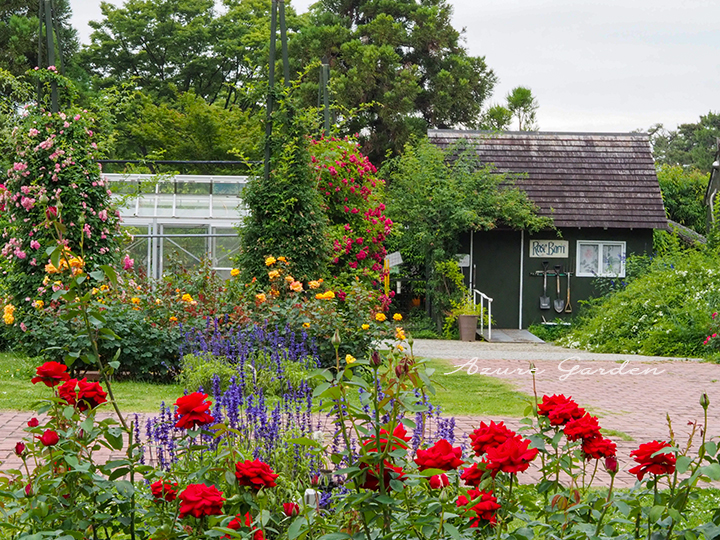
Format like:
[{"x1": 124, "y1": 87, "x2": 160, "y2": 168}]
[
  {"x1": 539, "y1": 261, "x2": 550, "y2": 310},
  {"x1": 565, "y1": 264, "x2": 573, "y2": 313},
  {"x1": 553, "y1": 264, "x2": 565, "y2": 313}
]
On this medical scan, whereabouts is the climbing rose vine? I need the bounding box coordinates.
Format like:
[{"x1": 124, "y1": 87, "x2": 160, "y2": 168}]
[{"x1": 1, "y1": 106, "x2": 120, "y2": 306}]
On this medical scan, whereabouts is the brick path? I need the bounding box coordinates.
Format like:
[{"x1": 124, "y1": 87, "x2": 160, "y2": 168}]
[{"x1": 2, "y1": 341, "x2": 719, "y2": 488}]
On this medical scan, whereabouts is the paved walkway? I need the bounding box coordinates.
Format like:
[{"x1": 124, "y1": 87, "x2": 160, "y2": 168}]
[{"x1": 2, "y1": 339, "x2": 718, "y2": 488}]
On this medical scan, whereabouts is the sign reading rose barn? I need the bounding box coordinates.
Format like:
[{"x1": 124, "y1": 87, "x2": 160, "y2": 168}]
[{"x1": 529, "y1": 240, "x2": 568, "y2": 258}]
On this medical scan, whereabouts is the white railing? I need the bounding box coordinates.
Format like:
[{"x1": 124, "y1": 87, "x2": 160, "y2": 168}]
[{"x1": 473, "y1": 289, "x2": 493, "y2": 341}]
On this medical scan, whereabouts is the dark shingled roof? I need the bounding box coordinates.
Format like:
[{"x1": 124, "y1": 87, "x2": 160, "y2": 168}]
[{"x1": 428, "y1": 129, "x2": 668, "y2": 229}]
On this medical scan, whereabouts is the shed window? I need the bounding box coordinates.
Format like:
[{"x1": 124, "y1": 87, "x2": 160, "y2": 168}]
[{"x1": 576, "y1": 241, "x2": 625, "y2": 277}]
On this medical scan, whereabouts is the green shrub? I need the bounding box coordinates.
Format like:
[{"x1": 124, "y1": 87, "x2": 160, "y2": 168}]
[
  {"x1": 528, "y1": 321, "x2": 572, "y2": 342},
  {"x1": 178, "y1": 352, "x2": 313, "y2": 397},
  {"x1": 558, "y1": 249, "x2": 720, "y2": 358}
]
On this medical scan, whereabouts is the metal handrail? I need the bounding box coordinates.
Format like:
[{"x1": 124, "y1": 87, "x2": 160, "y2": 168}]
[{"x1": 473, "y1": 289, "x2": 493, "y2": 341}]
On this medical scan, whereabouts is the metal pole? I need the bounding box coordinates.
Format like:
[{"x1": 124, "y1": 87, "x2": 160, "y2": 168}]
[
  {"x1": 278, "y1": 0, "x2": 290, "y2": 87},
  {"x1": 263, "y1": 0, "x2": 278, "y2": 182},
  {"x1": 36, "y1": 0, "x2": 43, "y2": 103},
  {"x1": 51, "y1": 0, "x2": 65, "y2": 75},
  {"x1": 43, "y1": 0, "x2": 57, "y2": 112},
  {"x1": 322, "y1": 57, "x2": 330, "y2": 136}
]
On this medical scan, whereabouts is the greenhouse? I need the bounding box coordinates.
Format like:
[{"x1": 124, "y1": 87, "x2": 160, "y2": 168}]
[{"x1": 106, "y1": 173, "x2": 246, "y2": 279}]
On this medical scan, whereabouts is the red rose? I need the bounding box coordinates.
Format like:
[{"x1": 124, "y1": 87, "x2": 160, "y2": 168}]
[
  {"x1": 31, "y1": 361, "x2": 70, "y2": 387},
  {"x1": 537, "y1": 394, "x2": 585, "y2": 426},
  {"x1": 414, "y1": 439, "x2": 465, "y2": 471},
  {"x1": 581, "y1": 437, "x2": 617, "y2": 460},
  {"x1": 628, "y1": 440, "x2": 676, "y2": 480},
  {"x1": 363, "y1": 423, "x2": 411, "y2": 453},
  {"x1": 234, "y1": 460, "x2": 279, "y2": 490},
  {"x1": 460, "y1": 462, "x2": 487, "y2": 487},
  {"x1": 429, "y1": 473, "x2": 450, "y2": 489},
  {"x1": 59, "y1": 378, "x2": 108, "y2": 411},
  {"x1": 178, "y1": 483, "x2": 225, "y2": 518},
  {"x1": 605, "y1": 455, "x2": 619, "y2": 474},
  {"x1": 174, "y1": 392, "x2": 215, "y2": 430},
  {"x1": 39, "y1": 429, "x2": 59, "y2": 447},
  {"x1": 282, "y1": 502, "x2": 300, "y2": 516},
  {"x1": 151, "y1": 480, "x2": 178, "y2": 502},
  {"x1": 456, "y1": 489, "x2": 501, "y2": 527},
  {"x1": 359, "y1": 460, "x2": 406, "y2": 491},
  {"x1": 469, "y1": 421, "x2": 517, "y2": 456},
  {"x1": 563, "y1": 414, "x2": 601, "y2": 442},
  {"x1": 485, "y1": 437, "x2": 538, "y2": 475},
  {"x1": 15, "y1": 442, "x2": 26, "y2": 457},
  {"x1": 45, "y1": 206, "x2": 58, "y2": 220},
  {"x1": 27, "y1": 418, "x2": 39, "y2": 427},
  {"x1": 227, "y1": 513, "x2": 264, "y2": 540}
]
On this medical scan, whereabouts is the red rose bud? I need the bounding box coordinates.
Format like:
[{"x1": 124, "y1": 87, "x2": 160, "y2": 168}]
[
  {"x1": 39, "y1": 429, "x2": 59, "y2": 447},
  {"x1": 283, "y1": 502, "x2": 300, "y2": 516},
  {"x1": 701, "y1": 393, "x2": 710, "y2": 411},
  {"x1": 45, "y1": 206, "x2": 58, "y2": 219},
  {"x1": 27, "y1": 418, "x2": 39, "y2": 428},
  {"x1": 25, "y1": 484, "x2": 32, "y2": 497},
  {"x1": 605, "y1": 455, "x2": 619, "y2": 474},
  {"x1": 310, "y1": 475, "x2": 320, "y2": 486},
  {"x1": 429, "y1": 474, "x2": 449, "y2": 489},
  {"x1": 370, "y1": 350, "x2": 382, "y2": 367},
  {"x1": 14, "y1": 442, "x2": 26, "y2": 457}
]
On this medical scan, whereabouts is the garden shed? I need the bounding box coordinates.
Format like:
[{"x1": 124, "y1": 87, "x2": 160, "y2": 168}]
[{"x1": 428, "y1": 130, "x2": 668, "y2": 331}]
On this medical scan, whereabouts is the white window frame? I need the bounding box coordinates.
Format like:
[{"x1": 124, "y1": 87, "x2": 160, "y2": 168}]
[{"x1": 575, "y1": 240, "x2": 626, "y2": 278}]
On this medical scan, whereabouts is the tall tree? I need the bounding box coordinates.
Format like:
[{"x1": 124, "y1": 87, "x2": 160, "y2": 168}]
[
  {"x1": 506, "y1": 86, "x2": 538, "y2": 131},
  {"x1": 292, "y1": 0, "x2": 497, "y2": 162},
  {"x1": 80, "y1": 0, "x2": 298, "y2": 106},
  {"x1": 650, "y1": 112, "x2": 720, "y2": 173}
]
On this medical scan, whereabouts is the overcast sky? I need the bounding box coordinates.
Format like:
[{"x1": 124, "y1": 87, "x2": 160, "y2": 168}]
[{"x1": 69, "y1": 0, "x2": 719, "y2": 133}]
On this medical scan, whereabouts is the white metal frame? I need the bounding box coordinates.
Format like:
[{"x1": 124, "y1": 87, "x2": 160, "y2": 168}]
[{"x1": 473, "y1": 289, "x2": 493, "y2": 341}]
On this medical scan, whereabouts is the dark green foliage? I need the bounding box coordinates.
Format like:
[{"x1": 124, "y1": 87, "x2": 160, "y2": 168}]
[
  {"x1": 0, "y1": 0, "x2": 79, "y2": 76},
  {"x1": 650, "y1": 112, "x2": 720, "y2": 173},
  {"x1": 657, "y1": 164, "x2": 708, "y2": 234},
  {"x1": 292, "y1": 0, "x2": 497, "y2": 162},
  {"x1": 9, "y1": 305, "x2": 182, "y2": 380},
  {"x1": 237, "y1": 90, "x2": 330, "y2": 284}
]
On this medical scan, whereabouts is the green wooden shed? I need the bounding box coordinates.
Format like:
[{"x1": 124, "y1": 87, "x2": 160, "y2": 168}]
[{"x1": 428, "y1": 129, "x2": 669, "y2": 331}]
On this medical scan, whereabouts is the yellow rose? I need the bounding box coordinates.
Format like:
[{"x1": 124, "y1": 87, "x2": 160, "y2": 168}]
[
  {"x1": 100, "y1": 284, "x2": 109, "y2": 291},
  {"x1": 375, "y1": 313, "x2": 387, "y2": 322},
  {"x1": 277, "y1": 256, "x2": 287, "y2": 262},
  {"x1": 361, "y1": 324, "x2": 370, "y2": 330},
  {"x1": 268, "y1": 270, "x2": 280, "y2": 280},
  {"x1": 285, "y1": 275, "x2": 294, "y2": 283},
  {"x1": 33, "y1": 300, "x2": 44, "y2": 309},
  {"x1": 395, "y1": 327, "x2": 406, "y2": 341},
  {"x1": 181, "y1": 293, "x2": 193, "y2": 303},
  {"x1": 265, "y1": 256, "x2": 276, "y2": 266},
  {"x1": 131, "y1": 297, "x2": 141, "y2": 305},
  {"x1": 256, "y1": 293, "x2": 267, "y2": 303},
  {"x1": 290, "y1": 281, "x2": 303, "y2": 292},
  {"x1": 303, "y1": 322, "x2": 311, "y2": 328},
  {"x1": 230, "y1": 268, "x2": 240, "y2": 277},
  {"x1": 169, "y1": 316, "x2": 178, "y2": 322},
  {"x1": 155, "y1": 298, "x2": 162, "y2": 305},
  {"x1": 308, "y1": 280, "x2": 320, "y2": 289},
  {"x1": 393, "y1": 313, "x2": 402, "y2": 321},
  {"x1": 324, "y1": 290, "x2": 335, "y2": 299},
  {"x1": 345, "y1": 354, "x2": 356, "y2": 364}
]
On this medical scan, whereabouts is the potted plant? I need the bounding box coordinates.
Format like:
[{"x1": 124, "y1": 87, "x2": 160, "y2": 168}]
[{"x1": 447, "y1": 295, "x2": 484, "y2": 341}]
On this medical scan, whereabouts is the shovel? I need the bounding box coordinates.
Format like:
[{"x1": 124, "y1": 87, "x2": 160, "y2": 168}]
[
  {"x1": 564, "y1": 267, "x2": 573, "y2": 313},
  {"x1": 553, "y1": 264, "x2": 565, "y2": 313},
  {"x1": 539, "y1": 261, "x2": 550, "y2": 310}
]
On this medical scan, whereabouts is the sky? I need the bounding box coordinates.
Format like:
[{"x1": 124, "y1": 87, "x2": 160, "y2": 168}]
[{"x1": 68, "y1": 0, "x2": 720, "y2": 133}]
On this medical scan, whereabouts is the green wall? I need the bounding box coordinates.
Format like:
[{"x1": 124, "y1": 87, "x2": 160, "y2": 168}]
[{"x1": 465, "y1": 228, "x2": 654, "y2": 329}]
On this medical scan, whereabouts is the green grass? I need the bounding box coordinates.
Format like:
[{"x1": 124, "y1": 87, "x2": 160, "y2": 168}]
[
  {"x1": 600, "y1": 428, "x2": 634, "y2": 441},
  {"x1": 422, "y1": 358, "x2": 533, "y2": 417},
  {"x1": 0, "y1": 351, "x2": 181, "y2": 412}
]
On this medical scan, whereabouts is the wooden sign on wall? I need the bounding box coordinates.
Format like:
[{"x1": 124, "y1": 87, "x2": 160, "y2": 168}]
[{"x1": 529, "y1": 240, "x2": 569, "y2": 258}]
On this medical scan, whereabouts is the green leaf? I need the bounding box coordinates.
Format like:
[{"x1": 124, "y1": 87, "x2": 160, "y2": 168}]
[
  {"x1": 676, "y1": 455, "x2": 692, "y2": 474},
  {"x1": 287, "y1": 517, "x2": 306, "y2": 540},
  {"x1": 100, "y1": 265, "x2": 118, "y2": 286},
  {"x1": 115, "y1": 480, "x2": 134, "y2": 498},
  {"x1": 288, "y1": 437, "x2": 322, "y2": 448},
  {"x1": 89, "y1": 270, "x2": 105, "y2": 281},
  {"x1": 648, "y1": 505, "x2": 665, "y2": 523},
  {"x1": 701, "y1": 463, "x2": 720, "y2": 481},
  {"x1": 443, "y1": 523, "x2": 462, "y2": 540}
]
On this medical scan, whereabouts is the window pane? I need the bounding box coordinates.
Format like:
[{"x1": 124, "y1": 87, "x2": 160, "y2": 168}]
[
  {"x1": 603, "y1": 244, "x2": 624, "y2": 276},
  {"x1": 578, "y1": 243, "x2": 599, "y2": 275},
  {"x1": 162, "y1": 226, "x2": 208, "y2": 273},
  {"x1": 212, "y1": 227, "x2": 240, "y2": 268}
]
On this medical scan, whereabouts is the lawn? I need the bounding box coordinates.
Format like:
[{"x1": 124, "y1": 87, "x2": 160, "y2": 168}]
[
  {"x1": 0, "y1": 352, "x2": 532, "y2": 417},
  {"x1": 0, "y1": 351, "x2": 182, "y2": 412}
]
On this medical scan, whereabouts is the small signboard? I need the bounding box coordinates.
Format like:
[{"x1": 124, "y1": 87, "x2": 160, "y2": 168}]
[
  {"x1": 386, "y1": 251, "x2": 403, "y2": 267},
  {"x1": 456, "y1": 254, "x2": 470, "y2": 268},
  {"x1": 529, "y1": 240, "x2": 569, "y2": 258}
]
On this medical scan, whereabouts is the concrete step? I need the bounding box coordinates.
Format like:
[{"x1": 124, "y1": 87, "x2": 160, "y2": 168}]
[{"x1": 477, "y1": 328, "x2": 545, "y2": 343}]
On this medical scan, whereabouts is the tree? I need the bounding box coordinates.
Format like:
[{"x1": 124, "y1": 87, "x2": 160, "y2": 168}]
[
  {"x1": 650, "y1": 112, "x2": 720, "y2": 173},
  {"x1": 81, "y1": 0, "x2": 298, "y2": 106},
  {"x1": 506, "y1": 86, "x2": 538, "y2": 131},
  {"x1": 656, "y1": 164, "x2": 707, "y2": 234},
  {"x1": 292, "y1": 0, "x2": 497, "y2": 162}
]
